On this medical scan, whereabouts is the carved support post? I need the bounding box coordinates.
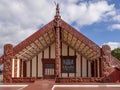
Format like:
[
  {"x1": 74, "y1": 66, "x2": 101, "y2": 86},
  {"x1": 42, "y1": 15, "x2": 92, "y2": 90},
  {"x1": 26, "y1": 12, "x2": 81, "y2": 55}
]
[
  {"x1": 101, "y1": 45, "x2": 112, "y2": 82},
  {"x1": 3, "y1": 44, "x2": 13, "y2": 83},
  {"x1": 55, "y1": 27, "x2": 61, "y2": 77},
  {"x1": 54, "y1": 3, "x2": 61, "y2": 78}
]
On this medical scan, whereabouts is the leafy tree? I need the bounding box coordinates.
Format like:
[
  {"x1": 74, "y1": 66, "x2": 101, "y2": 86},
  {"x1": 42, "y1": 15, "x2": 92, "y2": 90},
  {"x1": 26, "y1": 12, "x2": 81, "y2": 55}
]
[{"x1": 111, "y1": 48, "x2": 120, "y2": 61}]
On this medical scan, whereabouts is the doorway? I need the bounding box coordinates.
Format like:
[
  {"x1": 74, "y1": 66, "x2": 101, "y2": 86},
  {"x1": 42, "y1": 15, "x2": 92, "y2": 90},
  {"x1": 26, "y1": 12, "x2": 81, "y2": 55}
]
[{"x1": 42, "y1": 59, "x2": 55, "y2": 79}]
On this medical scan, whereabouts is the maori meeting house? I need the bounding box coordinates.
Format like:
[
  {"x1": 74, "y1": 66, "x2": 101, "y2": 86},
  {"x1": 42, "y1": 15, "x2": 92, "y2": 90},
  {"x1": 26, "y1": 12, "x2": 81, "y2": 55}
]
[{"x1": 0, "y1": 4, "x2": 120, "y2": 83}]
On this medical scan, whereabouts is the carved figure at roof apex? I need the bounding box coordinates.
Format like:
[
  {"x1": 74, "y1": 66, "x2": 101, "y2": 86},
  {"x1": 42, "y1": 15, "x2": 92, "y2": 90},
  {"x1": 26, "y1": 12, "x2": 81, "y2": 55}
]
[{"x1": 54, "y1": 3, "x2": 61, "y2": 27}]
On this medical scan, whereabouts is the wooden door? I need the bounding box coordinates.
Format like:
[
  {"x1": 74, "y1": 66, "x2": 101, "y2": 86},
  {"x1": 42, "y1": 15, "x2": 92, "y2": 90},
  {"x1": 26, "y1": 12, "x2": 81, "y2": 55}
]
[{"x1": 42, "y1": 59, "x2": 55, "y2": 79}]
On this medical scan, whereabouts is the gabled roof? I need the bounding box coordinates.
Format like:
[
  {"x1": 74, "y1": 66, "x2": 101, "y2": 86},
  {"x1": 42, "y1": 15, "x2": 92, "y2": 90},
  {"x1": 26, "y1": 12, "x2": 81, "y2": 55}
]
[{"x1": 10, "y1": 18, "x2": 101, "y2": 61}]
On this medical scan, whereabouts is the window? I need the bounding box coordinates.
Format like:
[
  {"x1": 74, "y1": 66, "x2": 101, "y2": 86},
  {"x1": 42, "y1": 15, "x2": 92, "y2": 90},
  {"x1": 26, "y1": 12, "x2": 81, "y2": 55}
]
[{"x1": 61, "y1": 56, "x2": 76, "y2": 73}]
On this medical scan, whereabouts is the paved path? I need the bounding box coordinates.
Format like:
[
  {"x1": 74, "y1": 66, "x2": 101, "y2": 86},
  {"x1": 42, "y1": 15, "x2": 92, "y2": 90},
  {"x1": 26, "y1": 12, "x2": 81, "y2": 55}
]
[
  {"x1": 22, "y1": 80, "x2": 55, "y2": 90},
  {"x1": 0, "y1": 81, "x2": 120, "y2": 90}
]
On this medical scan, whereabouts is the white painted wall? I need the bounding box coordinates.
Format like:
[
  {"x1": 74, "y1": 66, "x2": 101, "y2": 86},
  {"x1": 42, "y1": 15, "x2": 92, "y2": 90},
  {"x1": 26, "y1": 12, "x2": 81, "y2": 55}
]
[
  {"x1": 82, "y1": 57, "x2": 87, "y2": 77},
  {"x1": 26, "y1": 42, "x2": 92, "y2": 78},
  {"x1": 88, "y1": 61, "x2": 91, "y2": 77},
  {"x1": 26, "y1": 61, "x2": 30, "y2": 77},
  {"x1": 62, "y1": 43, "x2": 67, "y2": 56},
  {"x1": 69, "y1": 47, "x2": 74, "y2": 56},
  {"x1": 32, "y1": 57, "x2": 36, "y2": 77},
  {"x1": 44, "y1": 47, "x2": 49, "y2": 58},
  {"x1": 76, "y1": 53, "x2": 80, "y2": 77},
  {"x1": 38, "y1": 53, "x2": 42, "y2": 77},
  {"x1": 51, "y1": 43, "x2": 55, "y2": 58}
]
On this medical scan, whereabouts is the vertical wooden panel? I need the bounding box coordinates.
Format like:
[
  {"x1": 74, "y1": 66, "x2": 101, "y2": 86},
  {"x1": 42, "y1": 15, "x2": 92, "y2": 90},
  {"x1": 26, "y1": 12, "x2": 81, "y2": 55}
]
[
  {"x1": 42, "y1": 51, "x2": 44, "y2": 59},
  {"x1": 30, "y1": 60, "x2": 32, "y2": 77},
  {"x1": 61, "y1": 42, "x2": 62, "y2": 56},
  {"x1": 86, "y1": 60, "x2": 88, "y2": 77},
  {"x1": 36, "y1": 55, "x2": 38, "y2": 78},
  {"x1": 14, "y1": 58, "x2": 17, "y2": 77},
  {"x1": 99, "y1": 58, "x2": 102, "y2": 77},
  {"x1": 20, "y1": 59, "x2": 22, "y2": 77},
  {"x1": 49, "y1": 46, "x2": 51, "y2": 59},
  {"x1": 81, "y1": 55, "x2": 82, "y2": 77},
  {"x1": 23, "y1": 61, "x2": 26, "y2": 77},
  {"x1": 91, "y1": 61, "x2": 94, "y2": 77},
  {"x1": 67, "y1": 46, "x2": 69, "y2": 56},
  {"x1": 95, "y1": 60, "x2": 98, "y2": 77}
]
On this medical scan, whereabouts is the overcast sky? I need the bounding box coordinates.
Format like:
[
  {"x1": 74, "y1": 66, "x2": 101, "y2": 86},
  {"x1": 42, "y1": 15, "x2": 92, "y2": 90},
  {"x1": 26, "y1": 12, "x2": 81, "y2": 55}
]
[{"x1": 0, "y1": 0, "x2": 120, "y2": 56}]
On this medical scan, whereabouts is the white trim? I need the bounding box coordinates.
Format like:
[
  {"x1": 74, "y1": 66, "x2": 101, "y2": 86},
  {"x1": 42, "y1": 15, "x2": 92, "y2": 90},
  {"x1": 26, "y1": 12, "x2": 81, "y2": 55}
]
[
  {"x1": 52, "y1": 84, "x2": 120, "y2": 90},
  {"x1": 12, "y1": 59, "x2": 14, "y2": 77},
  {"x1": 17, "y1": 59, "x2": 20, "y2": 77},
  {"x1": 0, "y1": 85, "x2": 28, "y2": 90}
]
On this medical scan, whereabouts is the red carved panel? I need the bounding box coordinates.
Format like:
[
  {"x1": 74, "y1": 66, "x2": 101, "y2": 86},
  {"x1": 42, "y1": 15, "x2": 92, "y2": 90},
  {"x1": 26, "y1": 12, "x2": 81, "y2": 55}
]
[
  {"x1": 56, "y1": 77, "x2": 102, "y2": 83},
  {"x1": 3, "y1": 44, "x2": 13, "y2": 83},
  {"x1": 109, "y1": 68, "x2": 120, "y2": 82},
  {"x1": 12, "y1": 77, "x2": 36, "y2": 83}
]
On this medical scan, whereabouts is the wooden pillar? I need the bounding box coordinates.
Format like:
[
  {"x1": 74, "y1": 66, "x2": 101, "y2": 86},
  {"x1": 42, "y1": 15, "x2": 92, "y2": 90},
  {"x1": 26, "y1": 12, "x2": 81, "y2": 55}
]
[
  {"x1": 91, "y1": 61, "x2": 94, "y2": 77},
  {"x1": 23, "y1": 61, "x2": 26, "y2": 77},
  {"x1": 30, "y1": 60, "x2": 32, "y2": 77},
  {"x1": 20, "y1": 59, "x2": 23, "y2": 77},
  {"x1": 55, "y1": 26, "x2": 61, "y2": 77},
  {"x1": 3, "y1": 44, "x2": 13, "y2": 83},
  {"x1": 94, "y1": 60, "x2": 96, "y2": 77}
]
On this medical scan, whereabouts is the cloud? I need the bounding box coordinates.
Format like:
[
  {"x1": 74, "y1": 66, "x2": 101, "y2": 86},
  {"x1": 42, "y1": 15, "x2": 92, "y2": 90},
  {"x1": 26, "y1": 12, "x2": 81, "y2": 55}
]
[
  {"x1": 61, "y1": 1, "x2": 115, "y2": 26},
  {"x1": 0, "y1": 0, "x2": 55, "y2": 55},
  {"x1": 103, "y1": 42, "x2": 120, "y2": 50},
  {"x1": 108, "y1": 24, "x2": 120, "y2": 30},
  {"x1": 113, "y1": 15, "x2": 120, "y2": 22}
]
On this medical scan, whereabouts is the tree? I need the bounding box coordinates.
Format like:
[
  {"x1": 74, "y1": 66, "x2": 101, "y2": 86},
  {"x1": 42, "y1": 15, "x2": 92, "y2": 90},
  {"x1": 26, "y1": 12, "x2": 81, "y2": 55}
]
[{"x1": 111, "y1": 48, "x2": 120, "y2": 61}]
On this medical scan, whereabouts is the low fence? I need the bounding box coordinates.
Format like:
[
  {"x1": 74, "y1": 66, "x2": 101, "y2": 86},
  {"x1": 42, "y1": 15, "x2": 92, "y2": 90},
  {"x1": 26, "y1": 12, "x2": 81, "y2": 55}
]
[
  {"x1": 56, "y1": 77, "x2": 102, "y2": 83},
  {"x1": 12, "y1": 77, "x2": 36, "y2": 83}
]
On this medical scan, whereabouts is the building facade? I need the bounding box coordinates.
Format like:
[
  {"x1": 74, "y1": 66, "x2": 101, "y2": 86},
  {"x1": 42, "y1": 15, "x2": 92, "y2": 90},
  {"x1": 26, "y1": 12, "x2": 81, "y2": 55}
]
[{"x1": 0, "y1": 4, "x2": 120, "y2": 83}]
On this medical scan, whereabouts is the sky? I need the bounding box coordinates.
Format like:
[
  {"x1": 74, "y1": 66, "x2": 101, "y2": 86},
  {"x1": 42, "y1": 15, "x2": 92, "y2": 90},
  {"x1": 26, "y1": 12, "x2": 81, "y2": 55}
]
[{"x1": 0, "y1": 0, "x2": 120, "y2": 56}]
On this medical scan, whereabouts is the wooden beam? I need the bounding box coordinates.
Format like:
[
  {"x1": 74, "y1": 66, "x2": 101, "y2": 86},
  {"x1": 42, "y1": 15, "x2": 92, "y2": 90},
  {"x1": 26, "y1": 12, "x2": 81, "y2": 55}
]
[
  {"x1": 84, "y1": 49, "x2": 93, "y2": 56},
  {"x1": 62, "y1": 40, "x2": 89, "y2": 59},
  {"x1": 38, "y1": 37, "x2": 45, "y2": 48},
  {"x1": 43, "y1": 35, "x2": 49, "y2": 45},
  {"x1": 47, "y1": 32, "x2": 52, "y2": 42},
  {"x1": 73, "y1": 39, "x2": 79, "y2": 49}
]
